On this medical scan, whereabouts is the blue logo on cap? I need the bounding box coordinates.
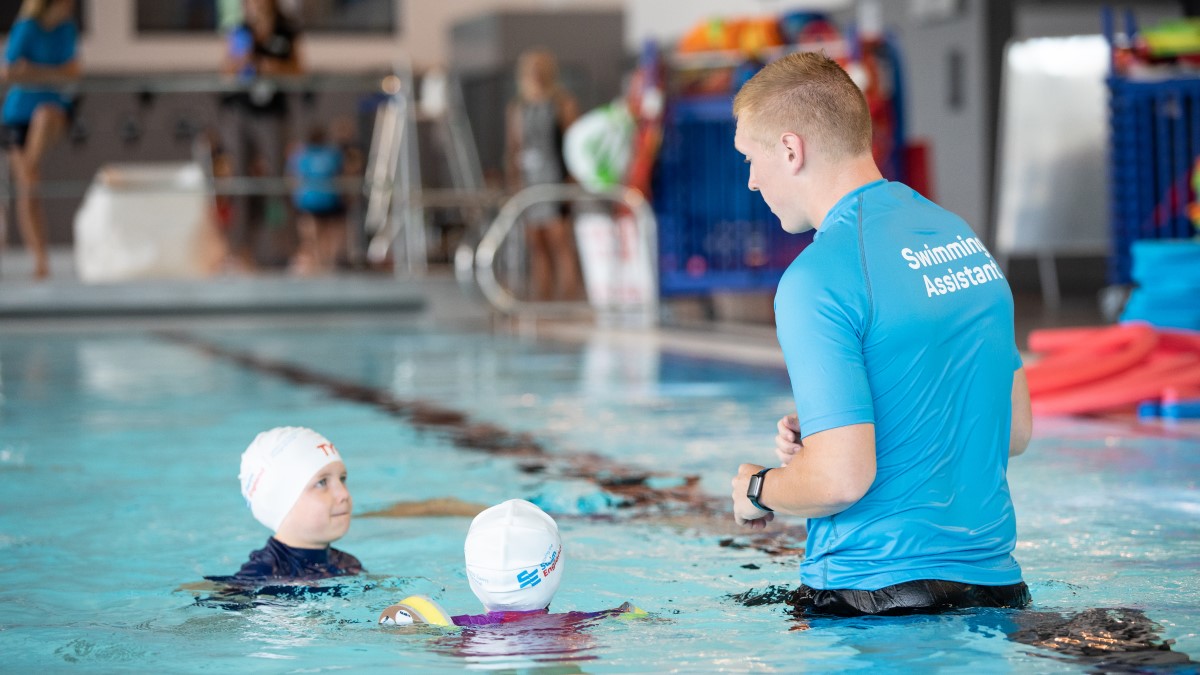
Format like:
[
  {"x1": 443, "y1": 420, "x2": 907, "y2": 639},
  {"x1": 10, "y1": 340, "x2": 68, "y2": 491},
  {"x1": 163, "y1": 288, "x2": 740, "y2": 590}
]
[{"x1": 516, "y1": 568, "x2": 542, "y2": 589}]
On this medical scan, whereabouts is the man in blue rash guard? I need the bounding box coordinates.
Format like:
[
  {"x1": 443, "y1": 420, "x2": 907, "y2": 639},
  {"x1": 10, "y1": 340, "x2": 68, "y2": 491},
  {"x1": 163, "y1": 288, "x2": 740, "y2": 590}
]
[
  {"x1": 727, "y1": 53, "x2": 1033, "y2": 617},
  {"x1": 208, "y1": 427, "x2": 362, "y2": 585}
]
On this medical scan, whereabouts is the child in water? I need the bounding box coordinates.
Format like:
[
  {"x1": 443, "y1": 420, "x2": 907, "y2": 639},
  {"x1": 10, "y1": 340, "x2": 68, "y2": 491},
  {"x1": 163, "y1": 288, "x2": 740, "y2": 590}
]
[
  {"x1": 210, "y1": 427, "x2": 362, "y2": 583},
  {"x1": 378, "y1": 499, "x2": 640, "y2": 626}
]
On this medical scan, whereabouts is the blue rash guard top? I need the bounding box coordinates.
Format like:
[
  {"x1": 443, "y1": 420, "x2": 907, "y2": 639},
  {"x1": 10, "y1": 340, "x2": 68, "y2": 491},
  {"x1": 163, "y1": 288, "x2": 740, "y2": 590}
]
[
  {"x1": 775, "y1": 179, "x2": 1023, "y2": 591},
  {"x1": 2, "y1": 18, "x2": 77, "y2": 125},
  {"x1": 289, "y1": 144, "x2": 344, "y2": 214},
  {"x1": 211, "y1": 537, "x2": 363, "y2": 584}
]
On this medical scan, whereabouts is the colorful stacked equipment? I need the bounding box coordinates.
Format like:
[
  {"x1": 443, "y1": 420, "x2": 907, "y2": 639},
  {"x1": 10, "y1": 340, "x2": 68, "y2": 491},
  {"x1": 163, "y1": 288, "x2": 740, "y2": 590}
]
[
  {"x1": 654, "y1": 11, "x2": 914, "y2": 297},
  {"x1": 1025, "y1": 323, "x2": 1200, "y2": 418}
]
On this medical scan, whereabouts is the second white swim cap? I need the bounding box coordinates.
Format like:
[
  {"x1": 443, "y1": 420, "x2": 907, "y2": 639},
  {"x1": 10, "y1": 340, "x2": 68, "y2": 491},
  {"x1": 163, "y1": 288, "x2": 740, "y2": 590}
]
[{"x1": 464, "y1": 499, "x2": 563, "y2": 612}]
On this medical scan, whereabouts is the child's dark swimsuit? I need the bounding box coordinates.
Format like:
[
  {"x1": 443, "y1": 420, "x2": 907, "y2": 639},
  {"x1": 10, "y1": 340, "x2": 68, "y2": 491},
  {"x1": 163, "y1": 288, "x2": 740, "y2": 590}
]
[{"x1": 208, "y1": 537, "x2": 363, "y2": 584}]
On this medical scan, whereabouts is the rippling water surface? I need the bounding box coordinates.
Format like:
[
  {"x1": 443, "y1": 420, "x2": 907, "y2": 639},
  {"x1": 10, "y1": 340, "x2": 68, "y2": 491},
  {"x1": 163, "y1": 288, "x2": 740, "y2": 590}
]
[{"x1": 1, "y1": 320, "x2": 1196, "y2": 672}]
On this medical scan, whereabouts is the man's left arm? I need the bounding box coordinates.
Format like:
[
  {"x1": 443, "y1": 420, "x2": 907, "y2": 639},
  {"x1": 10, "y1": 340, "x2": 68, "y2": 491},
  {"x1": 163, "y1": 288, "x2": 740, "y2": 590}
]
[
  {"x1": 736, "y1": 259, "x2": 875, "y2": 528},
  {"x1": 732, "y1": 423, "x2": 875, "y2": 527}
]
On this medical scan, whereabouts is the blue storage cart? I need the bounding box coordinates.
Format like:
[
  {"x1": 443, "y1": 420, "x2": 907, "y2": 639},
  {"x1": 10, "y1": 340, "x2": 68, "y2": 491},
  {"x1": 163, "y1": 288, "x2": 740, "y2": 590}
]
[
  {"x1": 1107, "y1": 76, "x2": 1200, "y2": 284},
  {"x1": 1106, "y1": 9, "x2": 1200, "y2": 285},
  {"x1": 651, "y1": 35, "x2": 908, "y2": 297},
  {"x1": 652, "y1": 95, "x2": 813, "y2": 297}
]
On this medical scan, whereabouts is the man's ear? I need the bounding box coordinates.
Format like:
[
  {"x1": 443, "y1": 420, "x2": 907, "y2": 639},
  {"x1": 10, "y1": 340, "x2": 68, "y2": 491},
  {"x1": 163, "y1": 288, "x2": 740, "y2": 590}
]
[{"x1": 780, "y1": 132, "x2": 804, "y2": 174}]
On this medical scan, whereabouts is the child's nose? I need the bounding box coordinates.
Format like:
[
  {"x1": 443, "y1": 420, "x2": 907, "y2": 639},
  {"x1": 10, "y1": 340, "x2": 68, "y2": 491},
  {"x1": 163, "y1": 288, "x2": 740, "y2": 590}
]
[{"x1": 332, "y1": 481, "x2": 351, "y2": 502}]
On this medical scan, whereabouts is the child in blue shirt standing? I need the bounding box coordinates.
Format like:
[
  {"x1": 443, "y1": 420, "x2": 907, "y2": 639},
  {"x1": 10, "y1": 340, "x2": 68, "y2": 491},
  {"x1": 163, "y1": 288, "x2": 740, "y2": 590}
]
[
  {"x1": 1, "y1": 0, "x2": 79, "y2": 280},
  {"x1": 288, "y1": 125, "x2": 346, "y2": 275}
]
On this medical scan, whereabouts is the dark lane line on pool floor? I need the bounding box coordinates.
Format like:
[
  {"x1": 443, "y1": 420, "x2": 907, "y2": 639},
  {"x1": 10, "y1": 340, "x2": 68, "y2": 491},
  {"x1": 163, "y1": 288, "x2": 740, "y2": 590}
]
[{"x1": 156, "y1": 330, "x2": 806, "y2": 555}]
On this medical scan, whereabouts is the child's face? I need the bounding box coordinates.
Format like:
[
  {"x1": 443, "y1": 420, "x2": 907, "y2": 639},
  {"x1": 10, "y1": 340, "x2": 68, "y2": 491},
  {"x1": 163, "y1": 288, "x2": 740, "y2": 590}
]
[{"x1": 274, "y1": 461, "x2": 353, "y2": 549}]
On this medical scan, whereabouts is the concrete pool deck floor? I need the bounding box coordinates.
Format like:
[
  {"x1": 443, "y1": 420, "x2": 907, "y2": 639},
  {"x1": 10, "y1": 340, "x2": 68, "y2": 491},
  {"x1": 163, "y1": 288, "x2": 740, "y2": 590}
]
[{"x1": 2, "y1": 247, "x2": 1103, "y2": 366}]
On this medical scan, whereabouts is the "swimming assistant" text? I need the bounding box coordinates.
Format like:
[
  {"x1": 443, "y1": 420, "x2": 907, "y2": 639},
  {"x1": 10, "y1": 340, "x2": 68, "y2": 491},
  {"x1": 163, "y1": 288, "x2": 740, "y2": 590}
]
[{"x1": 899, "y1": 235, "x2": 1006, "y2": 298}]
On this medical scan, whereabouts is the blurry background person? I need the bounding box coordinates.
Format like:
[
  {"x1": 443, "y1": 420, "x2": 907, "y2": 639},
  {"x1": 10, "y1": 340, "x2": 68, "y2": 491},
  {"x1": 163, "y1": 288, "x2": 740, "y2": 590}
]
[
  {"x1": 220, "y1": 0, "x2": 303, "y2": 271},
  {"x1": 288, "y1": 124, "x2": 345, "y2": 276},
  {"x1": 505, "y1": 49, "x2": 581, "y2": 301},
  {"x1": 329, "y1": 114, "x2": 364, "y2": 266},
  {"x1": 1, "y1": 0, "x2": 79, "y2": 280}
]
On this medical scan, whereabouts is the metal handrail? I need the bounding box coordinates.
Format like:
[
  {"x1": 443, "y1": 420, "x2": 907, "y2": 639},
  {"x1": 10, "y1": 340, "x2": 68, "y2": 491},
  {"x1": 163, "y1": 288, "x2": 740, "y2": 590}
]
[
  {"x1": 473, "y1": 183, "x2": 659, "y2": 323},
  {"x1": 0, "y1": 174, "x2": 505, "y2": 202},
  {"x1": 0, "y1": 72, "x2": 398, "y2": 95}
]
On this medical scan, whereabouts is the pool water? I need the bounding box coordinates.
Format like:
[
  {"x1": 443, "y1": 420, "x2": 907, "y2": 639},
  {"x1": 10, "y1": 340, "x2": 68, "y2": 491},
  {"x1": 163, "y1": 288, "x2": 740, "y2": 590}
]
[{"x1": 1, "y1": 319, "x2": 1197, "y2": 672}]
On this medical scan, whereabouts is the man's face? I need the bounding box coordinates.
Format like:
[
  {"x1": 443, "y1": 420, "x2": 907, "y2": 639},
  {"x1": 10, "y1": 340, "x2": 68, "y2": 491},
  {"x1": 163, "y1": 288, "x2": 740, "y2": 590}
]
[{"x1": 734, "y1": 121, "x2": 810, "y2": 234}]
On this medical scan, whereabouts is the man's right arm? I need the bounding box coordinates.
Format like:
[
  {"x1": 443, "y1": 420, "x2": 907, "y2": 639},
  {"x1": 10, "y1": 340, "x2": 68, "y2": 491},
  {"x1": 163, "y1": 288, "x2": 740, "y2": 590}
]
[{"x1": 1010, "y1": 367, "x2": 1031, "y2": 457}]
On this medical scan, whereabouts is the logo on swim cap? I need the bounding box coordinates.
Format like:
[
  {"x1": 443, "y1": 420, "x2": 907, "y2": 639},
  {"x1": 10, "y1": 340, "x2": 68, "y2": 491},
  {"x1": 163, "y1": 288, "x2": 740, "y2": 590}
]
[
  {"x1": 517, "y1": 568, "x2": 542, "y2": 589},
  {"x1": 540, "y1": 546, "x2": 560, "y2": 577}
]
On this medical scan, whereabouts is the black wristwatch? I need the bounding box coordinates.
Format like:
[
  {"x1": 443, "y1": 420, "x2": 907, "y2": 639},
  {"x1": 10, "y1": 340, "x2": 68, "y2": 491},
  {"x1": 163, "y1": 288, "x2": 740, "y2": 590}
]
[{"x1": 746, "y1": 467, "x2": 773, "y2": 512}]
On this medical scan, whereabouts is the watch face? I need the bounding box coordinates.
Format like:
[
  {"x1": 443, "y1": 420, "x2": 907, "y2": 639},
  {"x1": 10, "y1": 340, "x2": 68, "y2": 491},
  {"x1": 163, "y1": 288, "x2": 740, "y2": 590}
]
[{"x1": 747, "y1": 474, "x2": 763, "y2": 498}]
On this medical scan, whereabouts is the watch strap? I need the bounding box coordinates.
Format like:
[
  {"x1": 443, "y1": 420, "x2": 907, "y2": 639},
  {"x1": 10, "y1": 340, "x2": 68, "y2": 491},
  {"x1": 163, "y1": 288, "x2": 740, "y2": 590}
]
[{"x1": 747, "y1": 467, "x2": 774, "y2": 512}]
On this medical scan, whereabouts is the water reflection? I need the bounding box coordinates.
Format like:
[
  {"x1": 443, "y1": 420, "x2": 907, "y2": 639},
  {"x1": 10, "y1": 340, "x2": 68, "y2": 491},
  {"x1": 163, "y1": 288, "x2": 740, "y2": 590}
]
[{"x1": 430, "y1": 611, "x2": 607, "y2": 672}]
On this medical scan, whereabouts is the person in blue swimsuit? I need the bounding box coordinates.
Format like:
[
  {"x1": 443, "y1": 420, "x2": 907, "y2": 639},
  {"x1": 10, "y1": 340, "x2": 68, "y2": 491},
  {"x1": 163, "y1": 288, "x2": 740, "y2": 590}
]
[
  {"x1": 727, "y1": 53, "x2": 1033, "y2": 617},
  {"x1": 1, "y1": 0, "x2": 79, "y2": 279}
]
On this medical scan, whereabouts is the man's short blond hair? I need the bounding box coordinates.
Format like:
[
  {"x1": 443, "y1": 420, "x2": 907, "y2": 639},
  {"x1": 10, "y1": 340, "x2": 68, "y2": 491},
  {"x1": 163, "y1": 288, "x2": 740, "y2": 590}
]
[{"x1": 733, "y1": 52, "x2": 872, "y2": 160}]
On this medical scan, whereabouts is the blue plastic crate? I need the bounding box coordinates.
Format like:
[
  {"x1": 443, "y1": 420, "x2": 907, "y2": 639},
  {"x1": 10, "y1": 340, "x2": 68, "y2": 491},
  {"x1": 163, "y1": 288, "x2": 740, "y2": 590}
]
[
  {"x1": 1108, "y1": 75, "x2": 1200, "y2": 284},
  {"x1": 650, "y1": 34, "x2": 908, "y2": 297},
  {"x1": 652, "y1": 95, "x2": 813, "y2": 296}
]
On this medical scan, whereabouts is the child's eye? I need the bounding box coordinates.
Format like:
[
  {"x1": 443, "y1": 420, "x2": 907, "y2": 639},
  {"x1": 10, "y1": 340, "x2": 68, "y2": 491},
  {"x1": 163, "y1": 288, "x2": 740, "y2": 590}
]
[
  {"x1": 315, "y1": 478, "x2": 327, "y2": 488},
  {"x1": 340, "y1": 475, "x2": 348, "y2": 484}
]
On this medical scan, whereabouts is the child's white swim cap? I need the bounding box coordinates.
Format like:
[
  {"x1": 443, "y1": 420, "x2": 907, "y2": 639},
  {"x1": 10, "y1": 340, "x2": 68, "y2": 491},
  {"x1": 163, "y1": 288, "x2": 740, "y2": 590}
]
[
  {"x1": 464, "y1": 499, "x2": 563, "y2": 612},
  {"x1": 239, "y1": 427, "x2": 342, "y2": 532}
]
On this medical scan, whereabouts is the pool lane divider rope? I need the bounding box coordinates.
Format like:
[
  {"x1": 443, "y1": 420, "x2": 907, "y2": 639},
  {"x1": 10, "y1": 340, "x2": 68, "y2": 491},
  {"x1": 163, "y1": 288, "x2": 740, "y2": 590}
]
[{"x1": 156, "y1": 330, "x2": 729, "y2": 521}]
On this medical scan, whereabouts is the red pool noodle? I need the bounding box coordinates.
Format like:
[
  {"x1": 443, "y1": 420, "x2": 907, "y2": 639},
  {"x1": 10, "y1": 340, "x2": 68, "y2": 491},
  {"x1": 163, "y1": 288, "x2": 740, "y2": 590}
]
[
  {"x1": 1159, "y1": 329, "x2": 1200, "y2": 353},
  {"x1": 1026, "y1": 323, "x2": 1200, "y2": 355},
  {"x1": 1027, "y1": 324, "x2": 1154, "y2": 367},
  {"x1": 1026, "y1": 324, "x2": 1200, "y2": 415},
  {"x1": 1032, "y1": 355, "x2": 1200, "y2": 416},
  {"x1": 1025, "y1": 324, "x2": 1158, "y2": 395},
  {"x1": 1027, "y1": 326, "x2": 1108, "y2": 354},
  {"x1": 1163, "y1": 385, "x2": 1200, "y2": 401}
]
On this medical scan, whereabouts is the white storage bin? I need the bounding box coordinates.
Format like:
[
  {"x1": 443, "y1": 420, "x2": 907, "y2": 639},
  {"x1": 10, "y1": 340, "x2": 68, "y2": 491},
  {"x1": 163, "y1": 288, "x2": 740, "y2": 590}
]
[{"x1": 73, "y1": 162, "x2": 222, "y2": 283}]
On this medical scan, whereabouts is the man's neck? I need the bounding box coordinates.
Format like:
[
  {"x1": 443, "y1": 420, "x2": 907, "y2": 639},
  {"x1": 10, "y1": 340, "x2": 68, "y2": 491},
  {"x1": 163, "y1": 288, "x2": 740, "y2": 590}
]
[{"x1": 808, "y1": 156, "x2": 885, "y2": 229}]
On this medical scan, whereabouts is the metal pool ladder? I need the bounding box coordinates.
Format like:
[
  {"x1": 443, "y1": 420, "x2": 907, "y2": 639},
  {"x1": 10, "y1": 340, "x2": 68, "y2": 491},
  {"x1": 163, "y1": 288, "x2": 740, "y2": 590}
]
[{"x1": 464, "y1": 183, "x2": 660, "y2": 325}]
